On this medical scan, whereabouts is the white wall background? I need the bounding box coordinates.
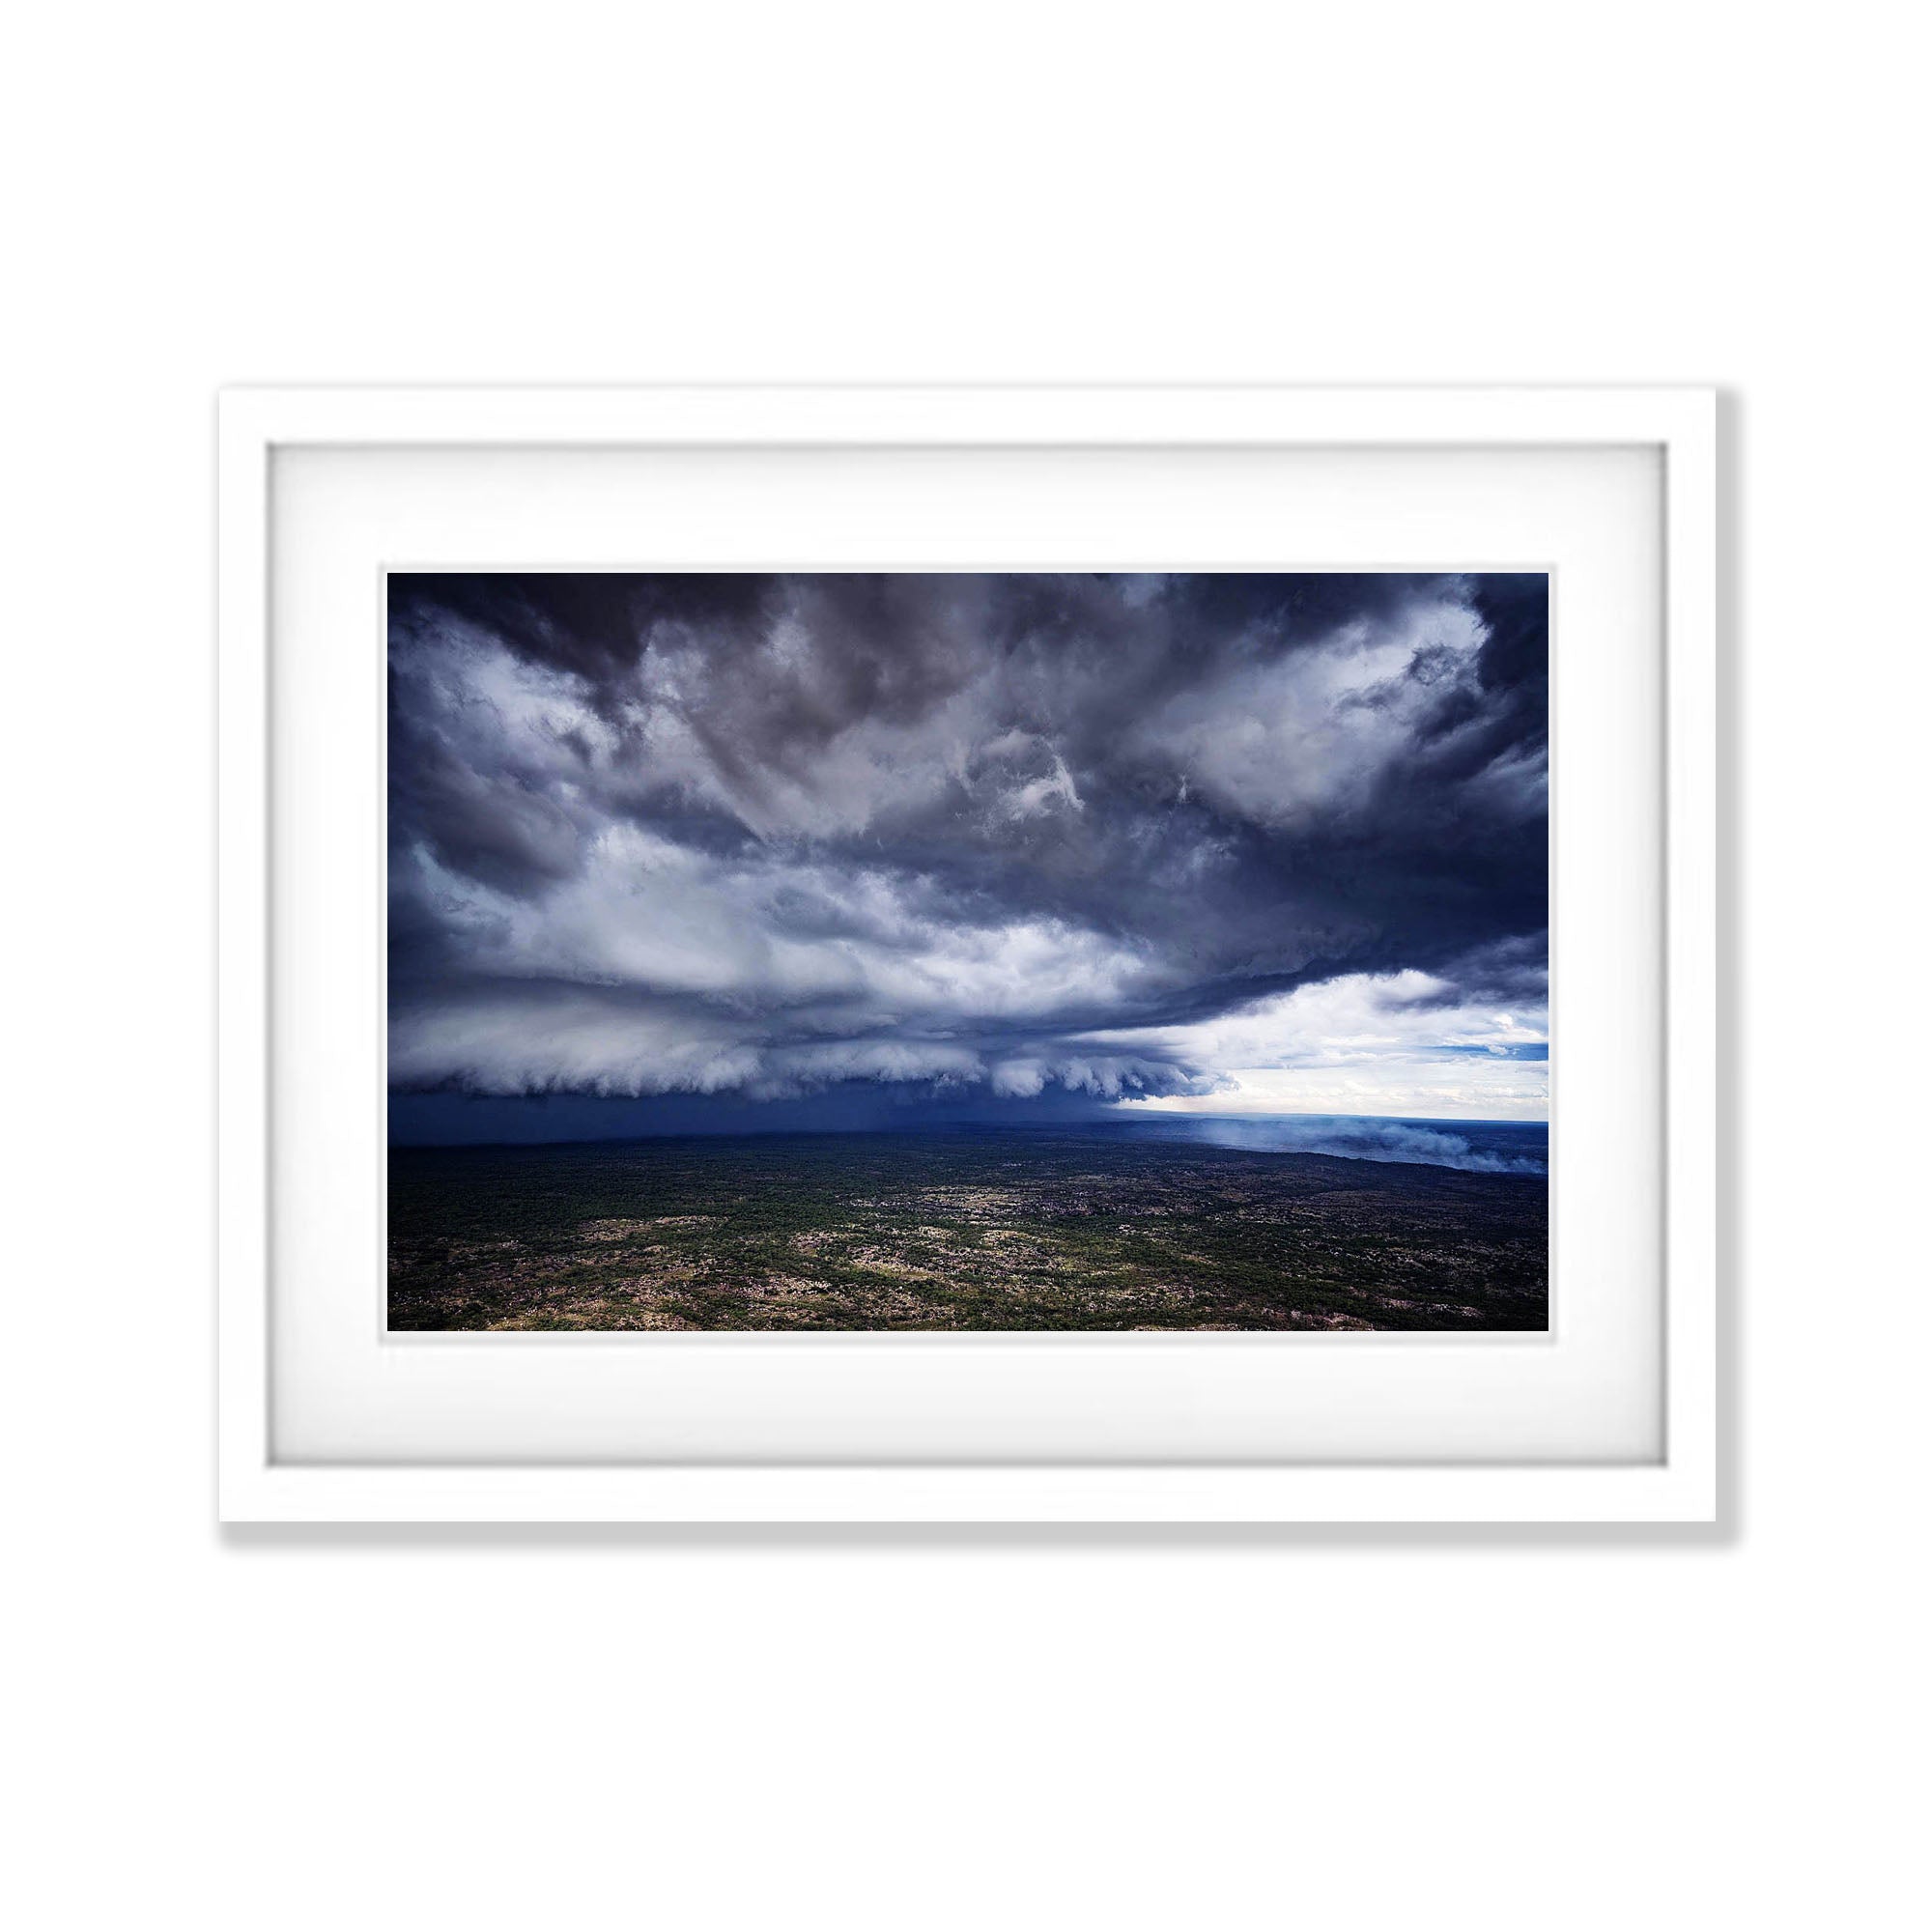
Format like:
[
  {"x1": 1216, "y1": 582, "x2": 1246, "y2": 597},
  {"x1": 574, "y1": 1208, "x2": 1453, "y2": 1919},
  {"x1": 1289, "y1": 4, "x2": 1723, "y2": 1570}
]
[{"x1": 5, "y1": 6, "x2": 1923, "y2": 1928}]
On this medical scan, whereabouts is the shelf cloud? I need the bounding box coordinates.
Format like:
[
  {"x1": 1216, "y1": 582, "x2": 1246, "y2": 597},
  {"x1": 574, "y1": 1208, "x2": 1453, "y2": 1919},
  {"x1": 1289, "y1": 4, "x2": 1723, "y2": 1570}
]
[{"x1": 389, "y1": 572, "x2": 1548, "y2": 1131}]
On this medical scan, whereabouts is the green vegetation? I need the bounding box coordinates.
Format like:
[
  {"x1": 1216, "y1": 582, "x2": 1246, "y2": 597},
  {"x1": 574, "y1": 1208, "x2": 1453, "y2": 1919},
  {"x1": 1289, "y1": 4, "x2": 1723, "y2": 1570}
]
[{"x1": 388, "y1": 1128, "x2": 1548, "y2": 1332}]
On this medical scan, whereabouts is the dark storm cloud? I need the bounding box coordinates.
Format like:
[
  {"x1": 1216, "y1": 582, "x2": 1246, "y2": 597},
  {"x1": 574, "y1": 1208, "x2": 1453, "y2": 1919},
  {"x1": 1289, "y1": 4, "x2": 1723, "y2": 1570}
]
[{"x1": 388, "y1": 572, "x2": 1548, "y2": 1109}]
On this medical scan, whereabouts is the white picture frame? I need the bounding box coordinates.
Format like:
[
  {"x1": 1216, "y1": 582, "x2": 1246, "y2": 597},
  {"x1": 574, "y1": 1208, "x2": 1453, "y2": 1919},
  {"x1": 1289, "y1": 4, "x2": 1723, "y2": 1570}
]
[{"x1": 218, "y1": 385, "x2": 1717, "y2": 1522}]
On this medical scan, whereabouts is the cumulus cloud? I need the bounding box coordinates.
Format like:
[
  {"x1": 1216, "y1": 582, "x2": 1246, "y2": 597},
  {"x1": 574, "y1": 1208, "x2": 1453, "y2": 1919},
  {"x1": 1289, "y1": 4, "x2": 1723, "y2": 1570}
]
[
  {"x1": 388, "y1": 573, "x2": 1548, "y2": 1119},
  {"x1": 1095, "y1": 957, "x2": 1548, "y2": 1120}
]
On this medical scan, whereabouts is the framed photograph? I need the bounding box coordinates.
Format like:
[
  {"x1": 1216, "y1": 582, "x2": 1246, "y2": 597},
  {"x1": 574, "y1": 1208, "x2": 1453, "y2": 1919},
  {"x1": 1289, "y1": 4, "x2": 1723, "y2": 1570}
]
[{"x1": 218, "y1": 385, "x2": 1717, "y2": 1521}]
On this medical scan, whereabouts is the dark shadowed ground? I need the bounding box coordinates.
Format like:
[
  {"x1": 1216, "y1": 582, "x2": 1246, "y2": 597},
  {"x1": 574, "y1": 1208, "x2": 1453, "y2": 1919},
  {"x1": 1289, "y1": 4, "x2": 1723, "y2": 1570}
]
[{"x1": 388, "y1": 1125, "x2": 1548, "y2": 1332}]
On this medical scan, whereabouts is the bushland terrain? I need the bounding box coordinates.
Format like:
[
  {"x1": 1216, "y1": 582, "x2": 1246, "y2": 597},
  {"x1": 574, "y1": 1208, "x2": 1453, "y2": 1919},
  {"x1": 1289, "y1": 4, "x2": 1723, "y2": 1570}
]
[{"x1": 388, "y1": 1128, "x2": 1548, "y2": 1332}]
